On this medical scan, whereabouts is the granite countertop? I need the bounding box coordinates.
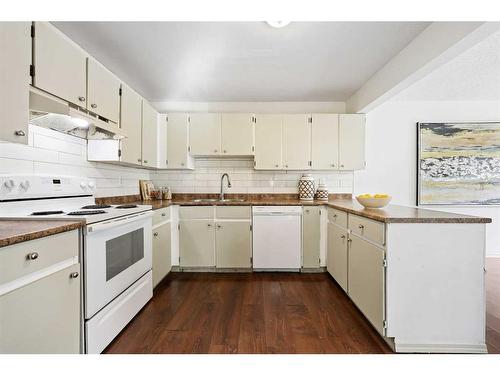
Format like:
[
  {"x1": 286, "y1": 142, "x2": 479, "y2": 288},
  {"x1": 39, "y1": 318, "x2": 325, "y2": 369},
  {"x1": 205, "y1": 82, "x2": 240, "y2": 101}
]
[
  {"x1": 97, "y1": 194, "x2": 492, "y2": 224},
  {"x1": 0, "y1": 219, "x2": 85, "y2": 248}
]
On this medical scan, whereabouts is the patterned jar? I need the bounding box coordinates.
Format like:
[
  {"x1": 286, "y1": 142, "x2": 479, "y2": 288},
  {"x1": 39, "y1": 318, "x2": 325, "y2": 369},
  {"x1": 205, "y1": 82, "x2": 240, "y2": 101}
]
[
  {"x1": 298, "y1": 174, "x2": 315, "y2": 201},
  {"x1": 315, "y1": 180, "x2": 329, "y2": 201}
]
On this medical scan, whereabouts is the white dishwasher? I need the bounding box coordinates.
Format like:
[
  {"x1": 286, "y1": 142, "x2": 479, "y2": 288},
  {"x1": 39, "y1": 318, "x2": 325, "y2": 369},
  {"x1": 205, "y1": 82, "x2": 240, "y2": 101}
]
[{"x1": 252, "y1": 206, "x2": 302, "y2": 271}]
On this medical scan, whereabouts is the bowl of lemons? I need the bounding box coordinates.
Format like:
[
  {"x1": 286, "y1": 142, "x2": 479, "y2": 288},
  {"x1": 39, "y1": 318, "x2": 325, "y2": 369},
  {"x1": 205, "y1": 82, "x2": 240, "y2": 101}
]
[{"x1": 356, "y1": 193, "x2": 392, "y2": 209}]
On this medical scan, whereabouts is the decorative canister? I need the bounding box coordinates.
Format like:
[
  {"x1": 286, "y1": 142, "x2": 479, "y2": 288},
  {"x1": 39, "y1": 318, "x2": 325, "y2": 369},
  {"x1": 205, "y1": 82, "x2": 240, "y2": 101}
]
[
  {"x1": 298, "y1": 174, "x2": 315, "y2": 201},
  {"x1": 315, "y1": 180, "x2": 329, "y2": 201}
]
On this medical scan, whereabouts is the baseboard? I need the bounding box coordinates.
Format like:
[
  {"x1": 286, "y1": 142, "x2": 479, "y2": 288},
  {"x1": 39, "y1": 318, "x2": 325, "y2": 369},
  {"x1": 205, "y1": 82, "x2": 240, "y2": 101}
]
[{"x1": 394, "y1": 342, "x2": 488, "y2": 354}]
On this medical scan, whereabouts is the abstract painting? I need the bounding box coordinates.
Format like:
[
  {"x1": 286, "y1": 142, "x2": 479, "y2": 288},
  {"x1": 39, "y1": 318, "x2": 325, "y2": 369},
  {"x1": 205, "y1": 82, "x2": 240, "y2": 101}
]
[{"x1": 417, "y1": 122, "x2": 500, "y2": 205}]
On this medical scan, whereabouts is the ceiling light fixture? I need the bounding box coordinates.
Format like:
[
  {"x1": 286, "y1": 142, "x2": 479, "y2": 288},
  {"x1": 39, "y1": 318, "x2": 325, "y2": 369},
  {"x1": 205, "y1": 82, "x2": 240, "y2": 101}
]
[{"x1": 266, "y1": 21, "x2": 291, "y2": 28}]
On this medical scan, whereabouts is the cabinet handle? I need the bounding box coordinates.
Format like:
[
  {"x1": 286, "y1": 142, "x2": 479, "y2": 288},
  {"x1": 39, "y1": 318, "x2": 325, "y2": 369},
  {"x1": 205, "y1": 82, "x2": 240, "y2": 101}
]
[
  {"x1": 331, "y1": 163, "x2": 336, "y2": 168},
  {"x1": 15, "y1": 130, "x2": 26, "y2": 136},
  {"x1": 358, "y1": 224, "x2": 364, "y2": 229},
  {"x1": 78, "y1": 96, "x2": 86, "y2": 102},
  {"x1": 91, "y1": 103, "x2": 97, "y2": 109},
  {"x1": 207, "y1": 223, "x2": 212, "y2": 228},
  {"x1": 223, "y1": 150, "x2": 227, "y2": 153},
  {"x1": 340, "y1": 164, "x2": 344, "y2": 168},
  {"x1": 305, "y1": 209, "x2": 310, "y2": 213},
  {"x1": 340, "y1": 235, "x2": 346, "y2": 239},
  {"x1": 153, "y1": 232, "x2": 159, "y2": 237},
  {"x1": 333, "y1": 214, "x2": 337, "y2": 218},
  {"x1": 70, "y1": 272, "x2": 79, "y2": 279},
  {"x1": 214, "y1": 149, "x2": 218, "y2": 153},
  {"x1": 27, "y1": 252, "x2": 39, "y2": 260},
  {"x1": 285, "y1": 164, "x2": 288, "y2": 168},
  {"x1": 161, "y1": 213, "x2": 166, "y2": 217},
  {"x1": 137, "y1": 158, "x2": 142, "y2": 162},
  {"x1": 348, "y1": 238, "x2": 352, "y2": 243},
  {"x1": 216, "y1": 224, "x2": 222, "y2": 230},
  {"x1": 144, "y1": 160, "x2": 148, "y2": 164},
  {"x1": 275, "y1": 164, "x2": 279, "y2": 168}
]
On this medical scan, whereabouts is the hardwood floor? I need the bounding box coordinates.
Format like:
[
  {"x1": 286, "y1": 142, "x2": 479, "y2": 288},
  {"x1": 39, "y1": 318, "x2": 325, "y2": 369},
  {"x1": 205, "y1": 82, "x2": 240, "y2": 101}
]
[
  {"x1": 105, "y1": 259, "x2": 500, "y2": 354},
  {"x1": 104, "y1": 272, "x2": 392, "y2": 354},
  {"x1": 486, "y1": 258, "x2": 500, "y2": 354}
]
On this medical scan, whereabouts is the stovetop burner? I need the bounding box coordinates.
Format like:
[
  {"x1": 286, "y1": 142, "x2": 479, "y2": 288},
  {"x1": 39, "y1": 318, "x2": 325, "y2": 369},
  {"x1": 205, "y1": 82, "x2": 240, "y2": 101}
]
[
  {"x1": 115, "y1": 204, "x2": 138, "y2": 209},
  {"x1": 31, "y1": 210, "x2": 64, "y2": 216},
  {"x1": 67, "y1": 210, "x2": 107, "y2": 216},
  {"x1": 81, "y1": 204, "x2": 112, "y2": 209}
]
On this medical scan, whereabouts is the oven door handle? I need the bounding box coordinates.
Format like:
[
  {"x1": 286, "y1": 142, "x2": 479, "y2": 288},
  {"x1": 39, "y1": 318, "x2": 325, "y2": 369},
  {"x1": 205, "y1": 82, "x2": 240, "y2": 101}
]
[{"x1": 87, "y1": 211, "x2": 153, "y2": 233}]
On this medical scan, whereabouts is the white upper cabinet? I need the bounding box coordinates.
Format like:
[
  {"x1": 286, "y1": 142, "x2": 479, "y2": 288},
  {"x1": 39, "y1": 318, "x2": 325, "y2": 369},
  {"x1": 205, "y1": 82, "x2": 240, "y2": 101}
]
[
  {"x1": 221, "y1": 113, "x2": 254, "y2": 156},
  {"x1": 141, "y1": 100, "x2": 159, "y2": 167},
  {"x1": 119, "y1": 84, "x2": 142, "y2": 166},
  {"x1": 189, "y1": 113, "x2": 222, "y2": 156},
  {"x1": 254, "y1": 114, "x2": 283, "y2": 170},
  {"x1": 167, "y1": 113, "x2": 194, "y2": 169},
  {"x1": 87, "y1": 58, "x2": 121, "y2": 123},
  {"x1": 33, "y1": 22, "x2": 87, "y2": 107},
  {"x1": 282, "y1": 114, "x2": 311, "y2": 170},
  {"x1": 338, "y1": 114, "x2": 366, "y2": 170},
  {"x1": 311, "y1": 114, "x2": 339, "y2": 170},
  {"x1": 157, "y1": 114, "x2": 168, "y2": 169},
  {"x1": 0, "y1": 22, "x2": 31, "y2": 144}
]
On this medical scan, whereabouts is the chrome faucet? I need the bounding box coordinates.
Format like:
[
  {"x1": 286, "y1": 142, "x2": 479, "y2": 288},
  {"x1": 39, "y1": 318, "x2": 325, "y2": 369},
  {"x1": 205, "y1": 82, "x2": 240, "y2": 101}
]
[{"x1": 220, "y1": 173, "x2": 232, "y2": 200}]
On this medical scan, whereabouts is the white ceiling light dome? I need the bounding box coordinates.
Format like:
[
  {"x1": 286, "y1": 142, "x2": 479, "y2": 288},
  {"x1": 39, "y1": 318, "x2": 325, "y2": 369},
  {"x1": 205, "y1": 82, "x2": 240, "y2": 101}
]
[{"x1": 266, "y1": 21, "x2": 291, "y2": 28}]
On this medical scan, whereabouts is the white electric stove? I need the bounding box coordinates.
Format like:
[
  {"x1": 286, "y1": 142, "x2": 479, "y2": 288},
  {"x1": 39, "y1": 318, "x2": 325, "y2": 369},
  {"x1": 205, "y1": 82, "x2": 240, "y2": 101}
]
[{"x1": 0, "y1": 175, "x2": 154, "y2": 354}]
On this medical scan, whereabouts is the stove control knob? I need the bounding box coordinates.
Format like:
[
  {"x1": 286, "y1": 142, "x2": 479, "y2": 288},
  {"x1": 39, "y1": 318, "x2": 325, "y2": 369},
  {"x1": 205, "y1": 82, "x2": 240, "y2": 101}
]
[
  {"x1": 80, "y1": 181, "x2": 88, "y2": 189},
  {"x1": 3, "y1": 179, "x2": 15, "y2": 190},
  {"x1": 20, "y1": 180, "x2": 30, "y2": 190},
  {"x1": 88, "y1": 181, "x2": 95, "y2": 189}
]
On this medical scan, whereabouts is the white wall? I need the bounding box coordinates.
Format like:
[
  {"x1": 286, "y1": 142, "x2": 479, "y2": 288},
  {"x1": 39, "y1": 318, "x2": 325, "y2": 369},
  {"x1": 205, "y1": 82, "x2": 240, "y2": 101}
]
[
  {"x1": 0, "y1": 125, "x2": 150, "y2": 198},
  {"x1": 153, "y1": 101, "x2": 346, "y2": 114},
  {"x1": 152, "y1": 158, "x2": 353, "y2": 195},
  {"x1": 355, "y1": 100, "x2": 500, "y2": 256}
]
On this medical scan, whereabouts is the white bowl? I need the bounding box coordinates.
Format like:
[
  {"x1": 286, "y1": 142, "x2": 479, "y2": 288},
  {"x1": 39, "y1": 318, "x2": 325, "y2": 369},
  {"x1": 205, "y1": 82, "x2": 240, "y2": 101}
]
[{"x1": 356, "y1": 196, "x2": 392, "y2": 209}]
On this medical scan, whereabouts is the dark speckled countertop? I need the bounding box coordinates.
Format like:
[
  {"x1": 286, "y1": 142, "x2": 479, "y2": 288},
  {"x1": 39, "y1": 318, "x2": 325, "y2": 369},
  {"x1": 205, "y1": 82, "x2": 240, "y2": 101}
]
[
  {"x1": 97, "y1": 194, "x2": 492, "y2": 224},
  {"x1": 0, "y1": 219, "x2": 85, "y2": 248}
]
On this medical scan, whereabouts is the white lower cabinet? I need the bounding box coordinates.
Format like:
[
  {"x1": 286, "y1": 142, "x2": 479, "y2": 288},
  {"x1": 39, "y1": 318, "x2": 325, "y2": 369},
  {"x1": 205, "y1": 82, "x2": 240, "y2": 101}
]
[
  {"x1": 302, "y1": 206, "x2": 320, "y2": 269},
  {"x1": 326, "y1": 222, "x2": 348, "y2": 292},
  {"x1": 0, "y1": 230, "x2": 81, "y2": 354},
  {"x1": 348, "y1": 234, "x2": 385, "y2": 335},
  {"x1": 152, "y1": 222, "x2": 171, "y2": 287},
  {"x1": 216, "y1": 221, "x2": 252, "y2": 268},
  {"x1": 179, "y1": 219, "x2": 215, "y2": 268}
]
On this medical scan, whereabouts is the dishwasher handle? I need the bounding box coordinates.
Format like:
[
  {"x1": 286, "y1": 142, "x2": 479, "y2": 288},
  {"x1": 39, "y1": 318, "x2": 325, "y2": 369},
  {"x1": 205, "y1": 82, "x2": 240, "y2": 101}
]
[{"x1": 253, "y1": 212, "x2": 302, "y2": 216}]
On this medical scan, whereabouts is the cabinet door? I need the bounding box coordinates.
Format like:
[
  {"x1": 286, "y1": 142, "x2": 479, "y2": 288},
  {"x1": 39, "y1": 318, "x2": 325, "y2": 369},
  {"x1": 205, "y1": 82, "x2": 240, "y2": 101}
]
[
  {"x1": 348, "y1": 235, "x2": 385, "y2": 334},
  {"x1": 179, "y1": 220, "x2": 215, "y2": 267},
  {"x1": 254, "y1": 114, "x2": 282, "y2": 170},
  {"x1": 167, "y1": 113, "x2": 191, "y2": 169},
  {"x1": 221, "y1": 113, "x2": 254, "y2": 155},
  {"x1": 157, "y1": 114, "x2": 168, "y2": 169},
  {"x1": 339, "y1": 114, "x2": 365, "y2": 170},
  {"x1": 119, "y1": 84, "x2": 142, "y2": 165},
  {"x1": 189, "y1": 113, "x2": 221, "y2": 156},
  {"x1": 87, "y1": 58, "x2": 121, "y2": 123},
  {"x1": 216, "y1": 221, "x2": 252, "y2": 268},
  {"x1": 311, "y1": 114, "x2": 339, "y2": 170},
  {"x1": 33, "y1": 22, "x2": 87, "y2": 107},
  {"x1": 303, "y1": 207, "x2": 320, "y2": 268},
  {"x1": 327, "y1": 223, "x2": 348, "y2": 292},
  {"x1": 141, "y1": 100, "x2": 159, "y2": 167},
  {"x1": 0, "y1": 22, "x2": 30, "y2": 144},
  {"x1": 0, "y1": 263, "x2": 81, "y2": 354},
  {"x1": 152, "y1": 222, "x2": 171, "y2": 287},
  {"x1": 283, "y1": 114, "x2": 311, "y2": 170}
]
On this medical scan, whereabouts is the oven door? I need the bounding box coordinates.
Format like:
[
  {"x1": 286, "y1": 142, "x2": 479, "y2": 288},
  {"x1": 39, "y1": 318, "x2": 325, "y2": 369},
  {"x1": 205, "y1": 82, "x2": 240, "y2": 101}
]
[{"x1": 84, "y1": 211, "x2": 153, "y2": 319}]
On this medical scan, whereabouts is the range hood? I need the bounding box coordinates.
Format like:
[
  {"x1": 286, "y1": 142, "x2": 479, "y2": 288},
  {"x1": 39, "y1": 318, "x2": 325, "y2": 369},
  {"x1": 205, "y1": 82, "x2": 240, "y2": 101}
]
[{"x1": 29, "y1": 87, "x2": 127, "y2": 140}]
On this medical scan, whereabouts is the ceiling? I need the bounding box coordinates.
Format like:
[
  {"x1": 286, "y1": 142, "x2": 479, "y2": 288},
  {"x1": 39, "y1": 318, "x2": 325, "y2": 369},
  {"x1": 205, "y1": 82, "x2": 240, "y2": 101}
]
[
  {"x1": 53, "y1": 22, "x2": 430, "y2": 102},
  {"x1": 395, "y1": 29, "x2": 500, "y2": 101}
]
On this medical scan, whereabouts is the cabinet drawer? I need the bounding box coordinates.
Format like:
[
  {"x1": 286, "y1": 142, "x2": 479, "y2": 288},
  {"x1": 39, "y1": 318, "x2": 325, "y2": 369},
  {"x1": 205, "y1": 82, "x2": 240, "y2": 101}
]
[
  {"x1": 0, "y1": 230, "x2": 79, "y2": 285},
  {"x1": 216, "y1": 206, "x2": 251, "y2": 220},
  {"x1": 153, "y1": 207, "x2": 170, "y2": 225},
  {"x1": 328, "y1": 207, "x2": 347, "y2": 228},
  {"x1": 349, "y1": 214, "x2": 385, "y2": 246},
  {"x1": 179, "y1": 206, "x2": 214, "y2": 219}
]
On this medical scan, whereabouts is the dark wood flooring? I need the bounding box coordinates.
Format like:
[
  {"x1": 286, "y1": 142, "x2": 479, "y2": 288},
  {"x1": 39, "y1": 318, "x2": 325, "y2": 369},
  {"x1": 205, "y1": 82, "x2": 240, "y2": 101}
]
[
  {"x1": 105, "y1": 272, "x2": 391, "y2": 354},
  {"x1": 105, "y1": 259, "x2": 500, "y2": 354}
]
